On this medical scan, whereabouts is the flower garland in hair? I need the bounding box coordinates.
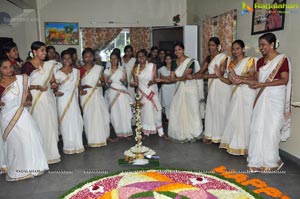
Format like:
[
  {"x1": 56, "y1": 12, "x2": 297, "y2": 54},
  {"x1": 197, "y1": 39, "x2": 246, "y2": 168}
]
[
  {"x1": 217, "y1": 45, "x2": 222, "y2": 52},
  {"x1": 275, "y1": 39, "x2": 280, "y2": 49},
  {"x1": 29, "y1": 51, "x2": 34, "y2": 58}
]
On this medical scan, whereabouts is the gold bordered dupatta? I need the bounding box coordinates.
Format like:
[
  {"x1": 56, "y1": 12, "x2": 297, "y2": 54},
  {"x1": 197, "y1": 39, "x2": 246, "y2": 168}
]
[
  {"x1": 109, "y1": 87, "x2": 130, "y2": 111},
  {"x1": 253, "y1": 55, "x2": 286, "y2": 108},
  {"x1": 231, "y1": 57, "x2": 255, "y2": 97},
  {"x1": 207, "y1": 54, "x2": 228, "y2": 92},
  {"x1": 253, "y1": 54, "x2": 291, "y2": 141},
  {"x1": 59, "y1": 71, "x2": 80, "y2": 124},
  {"x1": 3, "y1": 75, "x2": 28, "y2": 141},
  {"x1": 30, "y1": 63, "x2": 56, "y2": 114},
  {"x1": 173, "y1": 58, "x2": 195, "y2": 95},
  {"x1": 82, "y1": 67, "x2": 102, "y2": 111}
]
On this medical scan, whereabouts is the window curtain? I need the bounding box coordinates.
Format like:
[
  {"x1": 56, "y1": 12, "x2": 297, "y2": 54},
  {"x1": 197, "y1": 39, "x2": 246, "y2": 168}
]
[
  {"x1": 129, "y1": 27, "x2": 151, "y2": 55},
  {"x1": 218, "y1": 10, "x2": 236, "y2": 58},
  {"x1": 81, "y1": 28, "x2": 122, "y2": 50},
  {"x1": 201, "y1": 17, "x2": 214, "y2": 61},
  {"x1": 201, "y1": 9, "x2": 236, "y2": 61}
]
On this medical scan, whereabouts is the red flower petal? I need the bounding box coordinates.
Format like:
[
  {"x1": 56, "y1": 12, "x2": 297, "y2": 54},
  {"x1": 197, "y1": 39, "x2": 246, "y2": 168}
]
[
  {"x1": 196, "y1": 177, "x2": 203, "y2": 181},
  {"x1": 92, "y1": 185, "x2": 99, "y2": 190}
]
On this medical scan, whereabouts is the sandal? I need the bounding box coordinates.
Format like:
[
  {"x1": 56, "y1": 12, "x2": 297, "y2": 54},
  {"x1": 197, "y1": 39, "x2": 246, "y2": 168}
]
[{"x1": 276, "y1": 161, "x2": 284, "y2": 171}]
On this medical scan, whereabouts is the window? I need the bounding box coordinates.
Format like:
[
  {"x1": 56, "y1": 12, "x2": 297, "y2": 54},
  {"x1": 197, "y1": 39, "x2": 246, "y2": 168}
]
[{"x1": 97, "y1": 29, "x2": 130, "y2": 62}]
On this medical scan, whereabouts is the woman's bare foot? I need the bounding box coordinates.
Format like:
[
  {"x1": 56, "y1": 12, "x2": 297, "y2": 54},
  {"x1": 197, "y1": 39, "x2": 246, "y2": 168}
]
[
  {"x1": 202, "y1": 137, "x2": 212, "y2": 144},
  {"x1": 161, "y1": 134, "x2": 168, "y2": 140}
]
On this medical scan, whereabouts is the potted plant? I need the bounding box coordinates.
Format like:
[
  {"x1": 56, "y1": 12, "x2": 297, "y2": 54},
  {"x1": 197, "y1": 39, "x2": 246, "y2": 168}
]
[{"x1": 172, "y1": 14, "x2": 180, "y2": 26}]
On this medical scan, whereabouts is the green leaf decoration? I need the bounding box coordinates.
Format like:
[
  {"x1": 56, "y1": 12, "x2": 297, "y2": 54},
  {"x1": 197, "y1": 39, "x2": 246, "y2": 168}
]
[{"x1": 129, "y1": 191, "x2": 154, "y2": 198}]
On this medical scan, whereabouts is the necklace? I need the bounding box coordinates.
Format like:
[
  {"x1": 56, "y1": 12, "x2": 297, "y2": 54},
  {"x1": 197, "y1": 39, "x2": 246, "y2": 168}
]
[
  {"x1": 176, "y1": 56, "x2": 187, "y2": 66},
  {"x1": 62, "y1": 68, "x2": 74, "y2": 81},
  {"x1": 0, "y1": 76, "x2": 16, "y2": 86},
  {"x1": 261, "y1": 55, "x2": 278, "y2": 71},
  {"x1": 31, "y1": 60, "x2": 45, "y2": 74},
  {"x1": 0, "y1": 78, "x2": 20, "y2": 96},
  {"x1": 37, "y1": 66, "x2": 45, "y2": 74},
  {"x1": 9, "y1": 81, "x2": 20, "y2": 96},
  {"x1": 67, "y1": 71, "x2": 74, "y2": 81},
  {"x1": 231, "y1": 56, "x2": 245, "y2": 68},
  {"x1": 261, "y1": 60, "x2": 273, "y2": 71}
]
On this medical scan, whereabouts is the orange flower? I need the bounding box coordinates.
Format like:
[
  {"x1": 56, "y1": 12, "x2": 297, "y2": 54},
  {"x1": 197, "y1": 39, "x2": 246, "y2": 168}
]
[
  {"x1": 241, "y1": 178, "x2": 267, "y2": 188},
  {"x1": 98, "y1": 191, "x2": 111, "y2": 199},
  {"x1": 227, "y1": 61, "x2": 236, "y2": 71},
  {"x1": 254, "y1": 187, "x2": 282, "y2": 197},
  {"x1": 212, "y1": 166, "x2": 227, "y2": 174},
  {"x1": 223, "y1": 173, "x2": 249, "y2": 183}
]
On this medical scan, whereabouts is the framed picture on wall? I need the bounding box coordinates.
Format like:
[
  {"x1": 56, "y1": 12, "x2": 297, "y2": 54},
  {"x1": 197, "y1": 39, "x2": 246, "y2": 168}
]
[
  {"x1": 45, "y1": 22, "x2": 79, "y2": 45},
  {"x1": 251, "y1": 0, "x2": 286, "y2": 35}
]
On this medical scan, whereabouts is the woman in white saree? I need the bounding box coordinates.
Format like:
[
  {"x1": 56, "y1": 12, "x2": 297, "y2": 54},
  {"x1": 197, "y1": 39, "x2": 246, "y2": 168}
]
[
  {"x1": 218, "y1": 40, "x2": 257, "y2": 155},
  {"x1": 122, "y1": 45, "x2": 136, "y2": 101},
  {"x1": 157, "y1": 54, "x2": 176, "y2": 120},
  {"x1": 80, "y1": 48, "x2": 110, "y2": 147},
  {"x1": 21, "y1": 41, "x2": 60, "y2": 164},
  {"x1": 192, "y1": 37, "x2": 231, "y2": 144},
  {"x1": 0, "y1": 58, "x2": 48, "y2": 181},
  {"x1": 0, "y1": 123, "x2": 6, "y2": 173},
  {"x1": 104, "y1": 52, "x2": 132, "y2": 138},
  {"x1": 166, "y1": 42, "x2": 202, "y2": 142},
  {"x1": 131, "y1": 49, "x2": 166, "y2": 139},
  {"x1": 244, "y1": 33, "x2": 291, "y2": 172},
  {"x1": 55, "y1": 50, "x2": 84, "y2": 154}
]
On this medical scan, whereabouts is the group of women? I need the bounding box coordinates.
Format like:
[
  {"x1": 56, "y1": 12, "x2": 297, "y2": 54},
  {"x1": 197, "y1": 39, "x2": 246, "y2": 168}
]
[
  {"x1": 0, "y1": 32, "x2": 291, "y2": 181},
  {"x1": 178, "y1": 33, "x2": 290, "y2": 173}
]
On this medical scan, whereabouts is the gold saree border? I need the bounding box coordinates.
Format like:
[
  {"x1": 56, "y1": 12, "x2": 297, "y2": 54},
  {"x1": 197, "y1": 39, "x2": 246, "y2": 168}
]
[
  {"x1": 88, "y1": 142, "x2": 107, "y2": 148},
  {"x1": 59, "y1": 72, "x2": 80, "y2": 124},
  {"x1": 82, "y1": 73, "x2": 102, "y2": 111},
  {"x1": 2, "y1": 75, "x2": 28, "y2": 141},
  {"x1": 253, "y1": 56, "x2": 286, "y2": 108},
  {"x1": 203, "y1": 135, "x2": 221, "y2": 143},
  {"x1": 231, "y1": 57, "x2": 255, "y2": 97},
  {"x1": 47, "y1": 157, "x2": 61, "y2": 164},
  {"x1": 174, "y1": 58, "x2": 195, "y2": 95},
  {"x1": 219, "y1": 143, "x2": 248, "y2": 155},
  {"x1": 63, "y1": 147, "x2": 85, "y2": 155},
  {"x1": 109, "y1": 87, "x2": 130, "y2": 111},
  {"x1": 207, "y1": 54, "x2": 228, "y2": 93},
  {"x1": 30, "y1": 63, "x2": 56, "y2": 114}
]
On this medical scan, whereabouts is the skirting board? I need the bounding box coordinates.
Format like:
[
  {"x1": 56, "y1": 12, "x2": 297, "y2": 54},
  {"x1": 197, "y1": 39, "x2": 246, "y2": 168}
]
[{"x1": 279, "y1": 149, "x2": 300, "y2": 165}]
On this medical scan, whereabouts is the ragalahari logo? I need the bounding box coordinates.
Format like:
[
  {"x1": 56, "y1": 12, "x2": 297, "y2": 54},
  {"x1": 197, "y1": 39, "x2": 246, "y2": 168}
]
[{"x1": 241, "y1": 2, "x2": 254, "y2": 15}]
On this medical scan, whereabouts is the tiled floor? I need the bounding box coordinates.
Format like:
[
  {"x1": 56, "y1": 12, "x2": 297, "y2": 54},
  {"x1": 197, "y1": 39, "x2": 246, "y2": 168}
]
[{"x1": 0, "y1": 134, "x2": 299, "y2": 199}]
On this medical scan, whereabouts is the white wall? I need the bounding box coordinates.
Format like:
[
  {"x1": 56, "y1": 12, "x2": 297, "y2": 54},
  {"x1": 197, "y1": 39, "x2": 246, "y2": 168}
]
[
  {"x1": 0, "y1": 1, "x2": 38, "y2": 59},
  {"x1": 1, "y1": 0, "x2": 187, "y2": 58},
  {"x1": 187, "y1": 0, "x2": 300, "y2": 158},
  {"x1": 37, "y1": 0, "x2": 187, "y2": 56}
]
